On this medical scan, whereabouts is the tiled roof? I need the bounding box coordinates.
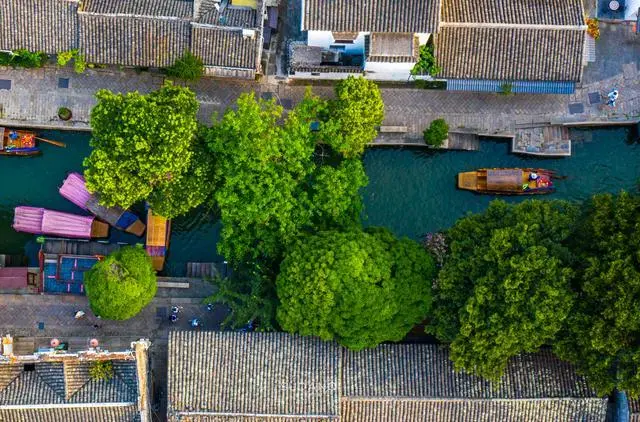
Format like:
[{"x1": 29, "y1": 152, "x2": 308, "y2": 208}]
[
  {"x1": 167, "y1": 331, "x2": 341, "y2": 420},
  {"x1": 340, "y1": 398, "x2": 608, "y2": 422},
  {"x1": 0, "y1": 405, "x2": 140, "y2": 422},
  {"x1": 441, "y1": 0, "x2": 584, "y2": 26},
  {"x1": 0, "y1": 360, "x2": 139, "y2": 421},
  {"x1": 0, "y1": 0, "x2": 79, "y2": 54},
  {"x1": 303, "y1": 0, "x2": 441, "y2": 33},
  {"x1": 342, "y1": 345, "x2": 598, "y2": 399},
  {"x1": 631, "y1": 398, "x2": 640, "y2": 422},
  {"x1": 80, "y1": 0, "x2": 193, "y2": 19},
  {"x1": 366, "y1": 33, "x2": 419, "y2": 64},
  {"x1": 198, "y1": 6, "x2": 258, "y2": 27},
  {"x1": 78, "y1": 13, "x2": 191, "y2": 67},
  {"x1": 167, "y1": 332, "x2": 607, "y2": 422},
  {"x1": 191, "y1": 25, "x2": 261, "y2": 69},
  {"x1": 434, "y1": 27, "x2": 585, "y2": 82}
]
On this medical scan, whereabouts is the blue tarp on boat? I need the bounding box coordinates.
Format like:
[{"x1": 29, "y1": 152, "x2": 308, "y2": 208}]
[{"x1": 446, "y1": 79, "x2": 576, "y2": 94}]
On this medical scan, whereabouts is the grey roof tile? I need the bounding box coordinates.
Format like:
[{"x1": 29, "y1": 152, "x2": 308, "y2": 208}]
[
  {"x1": 0, "y1": 0, "x2": 79, "y2": 54},
  {"x1": 0, "y1": 404, "x2": 140, "y2": 422},
  {"x1": 81, "y1": 0, "x2": 193, "y2": 19},
  {"x1": 441, "y1": 0, "x2": 584, "y2": 26},
  {"x1": 78, "y1": 13, "x2": 191, "y2": 67},
  {"x1": 303, "y1": 0, "x2": 441, "y2": 33},
  {"x1": 167, "y1": 331, "x2": 341, "y2": 419},
  {"x1": 198, "y1": 6, "x2": 258, "y2": 27},
  {"x1": 434, "y1": 27, "x2": 585, "y2": 82},
  {"x1": 191, "y1": 25, "x2": 262, "y2": 69},
  {"x1": 631, "y1": 398, "x2": 640, "y2": 422}
]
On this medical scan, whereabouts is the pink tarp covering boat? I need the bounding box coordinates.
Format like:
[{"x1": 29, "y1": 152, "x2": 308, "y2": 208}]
[
  {"x1": 59, "y1": 172, "x2": 91, "y2": 210},
  {"x1": 12, "y1": 206, "x2": 107, "y2": 239}
]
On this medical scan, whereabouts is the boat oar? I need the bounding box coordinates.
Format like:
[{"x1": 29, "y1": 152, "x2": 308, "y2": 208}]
[{"x1": 35, "y1": 137, "x2": 66, "y2": 148}]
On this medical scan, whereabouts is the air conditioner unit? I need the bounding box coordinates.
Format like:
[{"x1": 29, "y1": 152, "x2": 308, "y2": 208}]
[{"x1": 242, "y1": 29, "x2": 256, "y2": 39}]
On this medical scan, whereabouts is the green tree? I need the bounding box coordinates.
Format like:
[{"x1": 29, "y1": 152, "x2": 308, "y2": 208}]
[
  {"x1": 411, "y1": 44, "x2": 441, "y2": 77},
  {"x1": 204, "y1": 91, "x2": 367, "y2": 264},
  {"x1": 84, "y1": 82, "x2": 214, "y2": 218},
  {"x1": 427, "y1": 200, "x2": 578, "y2": 381},
  {"x1": 165, "y1": 51, "x2": 204, "y2": 81},
  {"x1": 423, "y1": 118, "x2": 448, "y2": 147},
  {"x1": 277, "y1": 228, "x2": 435, "y2": 350},
  {"x1": 323, "y1": 76, "x2": 384, "y2": 158},
  {"x1": 555, "y1": 192, "x2": 640, "y2": 397},
  {"x1": 89, "y1": 361, "x2": 114, "y2": 381},
  {"x1": 84, "y1": 246, "x2": 157, "y2": 320}
]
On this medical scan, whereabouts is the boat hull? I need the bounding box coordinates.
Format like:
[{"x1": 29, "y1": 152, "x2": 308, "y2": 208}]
[{"x1": 458, "y1": 168, "x2": 555, "y2": 195}]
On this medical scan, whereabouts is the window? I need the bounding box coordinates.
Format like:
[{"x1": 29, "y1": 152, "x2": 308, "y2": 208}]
[{"x1": 329, "y1": 45, "x2": 346, "y2": 51}]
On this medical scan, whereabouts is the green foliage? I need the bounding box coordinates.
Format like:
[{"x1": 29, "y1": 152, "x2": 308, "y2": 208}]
[
  {"x1": 165, "y1": 51, "x2": 204, "y2": 81},
  {"x1": 84, "y1": 82, "x2": 214, "y2": 218},
  {"x1": 74, "y1": 53, "x2": 86, "y2": 74},
  {"x1": 499, "y1": 83, "x2": 513, "y2": 95},
  {"x1": 84, "y1": 246, "x2": 157, "y2": 320},
  {"x1": 57, "y1": 50, "x2": 75, "y2": 66},
  {"x1": 427, "y1": 200, "x2": 578, "y2": 381},
  {"x1": 322, "y1": 76, "x2": 384, "y2": 158},
  {"x1": 57, "y1": 107, "x2": 72, "y2": 120},
  {"x1": 204, "y1": 265, "x2": 277, "y2": 331},
  {"x1": 411, "y1": 44, "x2": 441, "y2": 77},
  {"x1": 0, "y1": 49, "x2": 48, "y2": 68},
  {"x1": 277, "y1": 228, "x2": 435, "y2": 350},
  {"x1": 89, "y1": 361, "x2": 114, "y2": 381},
  {"x1": 204, "y1": 91, "x2": 367, "y2": 264},
  {"x1": 554, "y1": 192, "x2": 640, "y2": 397},
  {"x1": 423, "y1": 119, "x2": 448, "y2": 147},
  {"x1": 414, "y1": 79, "x2": 447, "y2": 90}
]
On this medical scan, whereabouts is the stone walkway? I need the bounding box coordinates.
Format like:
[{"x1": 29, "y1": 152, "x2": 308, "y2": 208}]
[{"x1": 0, "y1": 23, "x2": 637, "y2": 139}]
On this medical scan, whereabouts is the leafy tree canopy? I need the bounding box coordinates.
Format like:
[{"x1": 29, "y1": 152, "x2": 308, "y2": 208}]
[
  {"x1": 277, "y1": 228, "x2": 435, "y2": 350},
  {"x1": 411, "y1": 44, "x2": 441, "y2": 77},
  {"x1": 555, "y1": 192, "x2": 640, "y2": 397},
  {"x1": 322, "y1": 76, "x2": 384, "y2": 158},
  {"x1": 423, "y1": 118, "x2": 448, "y2": 147},
  {"x1": 84, "y1": 246, "x2": 157, "y2": 320},
  {"x1": 84, "y1": 82, "x2": 214, "y2": 219},
  {"x1": 204, "y1": 91, "x2": 368, "y2": 264},
  {"x1": 427, "y1": 200, "x2": 578, "y2": 381},
  {"x1": 165, "y1": 51, "x2": 204, "y2": 81}
]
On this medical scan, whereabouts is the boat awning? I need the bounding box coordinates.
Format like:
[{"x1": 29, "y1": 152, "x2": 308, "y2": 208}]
[
  {"x1": 0, "y1": 267, "x2": 28, "y2": 289},
  {"x1": 486, "y1": 169, "x2": 522, "y2": 191},
  {"x1": 146, "y1": 209, "x2": 168, "y2": 247}
]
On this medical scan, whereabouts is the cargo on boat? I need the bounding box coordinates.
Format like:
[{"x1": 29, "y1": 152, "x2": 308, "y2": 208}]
[
  {"x1": 12, "y1": 206, "x2": 109, "y2": 239},
  {"x1": 0, "y1": 127, "x2": 40, "y2": 156},
  {"x1": 59, "y1": 172, "x2": 146, "y2": 236},
  {"x1": 458, "y1": 168, "x2": 555, "y2": 195},
  {"x1": 146, "y1": 208, "x2": 171, "y2": 271}
]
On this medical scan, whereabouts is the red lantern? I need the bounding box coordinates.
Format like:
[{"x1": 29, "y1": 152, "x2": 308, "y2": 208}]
[
  {"x1": 50, "y1": 338, "x2": 60, "y2": 348},
  {"x1": 89, "y1": 338, "x2": 99, "y2": 348}
]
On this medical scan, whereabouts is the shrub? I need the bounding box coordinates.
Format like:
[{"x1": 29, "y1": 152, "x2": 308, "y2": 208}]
[
  {"x1": 57, "y1": 50, "x2": 75, "y2": 66},
  {"x1": 89, "y1": 361, "x2": 114, "y2": 381},
  {"x1": 165, "y1": 51, "x2": 204, "y2": 81},
  {"x1": 0, "y1": 50, "x2": 48, "y2": 68},
  {"x1": 411, "y1": 44, "x2": 441, "y2": 78},
  {"x1": 57, "y1": 107, "x2": 72, "y2": 120},
  {"x1": 73, "y1": 53, "x2": 86, "y2": 74},
  {"x1": 423, "y1": 118, "x2": 448, "y2": 147},
  {"x1": 499, "y1": 82, "x2": 513, "y2": 95},
  {"x1": 586, "y1": 18, "x2": 600, "y2": 40}
]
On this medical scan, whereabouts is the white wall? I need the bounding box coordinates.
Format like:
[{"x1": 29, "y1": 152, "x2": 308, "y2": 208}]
[
  {"x1": 364, "y1": 61, "x2": 415, "y2": 81},
  {"x1": 416, "y1": 33, "x2": 431, "y2": 45},
  {"x1": 290, "y1": 71, "x2": 363, "y2": 80},
  {"x1": 307, "y1": 30, "x2": 367, "y2": 55}
]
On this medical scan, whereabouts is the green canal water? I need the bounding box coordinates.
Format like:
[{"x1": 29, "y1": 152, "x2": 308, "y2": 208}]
[{"x1": 0, "y1": 127, "x2": 637, "y2": 275}]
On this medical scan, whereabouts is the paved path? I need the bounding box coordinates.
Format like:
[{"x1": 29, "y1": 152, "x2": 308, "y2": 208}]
[{"x1": 0, "y1": 24, "x2": 637, "y2": 139}]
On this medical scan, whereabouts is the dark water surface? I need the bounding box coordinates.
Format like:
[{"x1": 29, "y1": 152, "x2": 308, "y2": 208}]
[{"x1": 0, "y1": 127, "x2": 637, "y2": 274}]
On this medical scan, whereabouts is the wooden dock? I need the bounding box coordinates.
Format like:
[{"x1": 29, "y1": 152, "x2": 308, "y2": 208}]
[
  {"x1": 186, "y1": 262, "x2": 219, "y2": 279},
  {"x1": 513, "y1": 124, "x2": 572, "y2": 156},
  {"x1": 446, "y1": 131, "x2": 480, "y2": 151}
]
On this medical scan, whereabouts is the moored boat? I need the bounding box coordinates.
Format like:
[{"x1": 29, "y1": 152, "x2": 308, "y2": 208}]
[
  {"x1": 13, "y1": 206, "x2": 109, "y2": 239},
  {"x1": 145, "y1": 208, "x2": 171, "y2": 271},
  {"x1": 0, "y1": 127, "x2": 40, "y2": 156},
  {"x1": 59, "y1": 172, "x2": 146, "y2": 236},
  {"x1": 458, "y1": 168, "x2": 555, "y2": 195}
]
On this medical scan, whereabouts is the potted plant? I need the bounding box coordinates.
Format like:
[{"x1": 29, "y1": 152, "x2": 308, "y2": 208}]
[{"x1": 58, "y1": 106, "x2": 72, "y2": 121}]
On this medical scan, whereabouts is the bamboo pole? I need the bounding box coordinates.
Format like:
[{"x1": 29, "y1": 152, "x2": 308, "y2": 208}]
[{"x1": 35, "y1": 137, "x2": 66, "y2": 148}]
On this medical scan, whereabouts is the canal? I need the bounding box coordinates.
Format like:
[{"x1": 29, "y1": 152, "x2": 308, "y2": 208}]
[{"x1": 0, "y1": 127, "x2": 637, "y2": 275}]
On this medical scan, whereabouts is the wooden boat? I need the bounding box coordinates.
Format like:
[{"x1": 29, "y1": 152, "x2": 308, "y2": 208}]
[
  {"x1": 0, "y1": 127, "x2": 40, "y2": 156},
  {"x1": 13, "y1": 206, "x2": 109, "y2": 239},
  {"x1": 458, "y1": 168, "x2": 555, "y2": 195},
  {"x1": 146, "y1": 209, "x2": 171, "y2": 271}
]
